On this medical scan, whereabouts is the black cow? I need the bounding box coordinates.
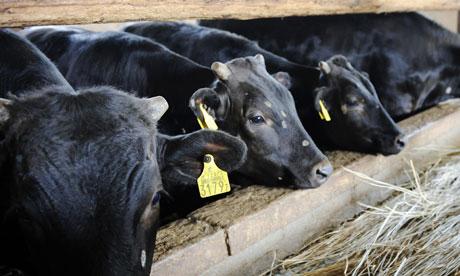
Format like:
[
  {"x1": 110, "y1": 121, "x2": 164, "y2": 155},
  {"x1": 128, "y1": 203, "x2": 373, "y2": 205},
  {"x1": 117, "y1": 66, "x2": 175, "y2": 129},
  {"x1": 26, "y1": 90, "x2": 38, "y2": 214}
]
[
  {"x1": 203, "y1": 13, "x2": 460, "y2": 119},
  {"x1": 0, "y1": 88, "x2": 168, "y2": 276},
  {"x1": 0, "y1": 29, "x2": 247, "y2": 275},
  {"x1": 0, "y1": 87, "x2": 246, "y2": 275},
  {"x1": 123, "y1": 21, "x2": 404, "y2": 155},
  {"x1": 24, "y1": 27, "x2": 333, "y2": 190}
]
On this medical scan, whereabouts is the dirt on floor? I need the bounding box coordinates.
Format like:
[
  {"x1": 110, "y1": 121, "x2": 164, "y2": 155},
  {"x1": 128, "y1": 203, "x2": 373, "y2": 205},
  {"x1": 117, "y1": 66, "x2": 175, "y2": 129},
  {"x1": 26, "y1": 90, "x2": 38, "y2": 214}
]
[{"x1": 153, "y1": 217, "x2": 218, "y2": 262}]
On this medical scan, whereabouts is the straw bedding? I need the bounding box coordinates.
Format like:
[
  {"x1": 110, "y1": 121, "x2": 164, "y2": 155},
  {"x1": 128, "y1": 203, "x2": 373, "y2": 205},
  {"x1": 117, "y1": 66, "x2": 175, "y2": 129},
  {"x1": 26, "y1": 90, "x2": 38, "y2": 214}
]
[{"x1": 265, "y1": 151, "x2": 460, "y2": 276}]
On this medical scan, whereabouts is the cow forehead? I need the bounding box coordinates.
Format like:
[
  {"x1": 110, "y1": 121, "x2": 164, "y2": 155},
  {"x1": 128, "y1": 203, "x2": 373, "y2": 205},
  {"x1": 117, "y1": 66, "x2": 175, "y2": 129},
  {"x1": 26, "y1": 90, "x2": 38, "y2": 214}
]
[
  {"x1": 9, "y1": 117, "x2": 160, "y2": 211},
  {"x1": 226, "y1": 56, "x2": 260, "y2": 68},
  {"x1": 224, "y1": 64, "x2": 292, "y2": 97},
  {"x1": 333, "y1": 70, "x2": 376, "y2": 98},
  {"x1": 232, "y1": 79, "x2": 295, "y2": 110},
  {"x1": 9, "y1": 88, "x2": 160, "y2": 166}
]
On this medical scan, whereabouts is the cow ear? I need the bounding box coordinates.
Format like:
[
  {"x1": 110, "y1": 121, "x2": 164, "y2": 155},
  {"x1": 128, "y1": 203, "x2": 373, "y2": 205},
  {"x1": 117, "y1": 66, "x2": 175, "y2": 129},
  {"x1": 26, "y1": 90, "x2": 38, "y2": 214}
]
[
  {"x1": 360, "y1": 71, "x2": 370, "y2": 79},
  {"x1": 189, "y1": 88, "x2": 229, "y2": 122},
  {"x1": 158, "y1": 130, "x2": 247, "y2": 188},
  {"x1": 272, "y1": 71, "x2": 292, "y2": 89},
  {"x1": 0, "y1": 98, "x2": 12, "y2": 125},
  {"x1": 313, "y1": 87, "x2": 329, "y2": 112},
  {"x1": 211, "y1": 62, "x2": 231, "y2": 81},
  {"x1": 144, "y1": 96, "x2": 168, "y2": 121},
  {"x1": 0, "y1": 99, "x2": 11, "y2": 178}
]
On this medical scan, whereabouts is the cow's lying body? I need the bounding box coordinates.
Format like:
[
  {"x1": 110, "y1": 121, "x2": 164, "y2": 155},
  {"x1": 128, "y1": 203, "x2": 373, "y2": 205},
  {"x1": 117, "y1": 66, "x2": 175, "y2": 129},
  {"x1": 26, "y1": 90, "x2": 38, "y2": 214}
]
[
  {"x1": 203, "y1": 13, "x2": 460, "y2": 119},
  {"x1": 25, "y1": 27, "x2": 332, "y2": 191},
  {"x1": 124, "y1": 22, "x2": 404, "y2": 155}
]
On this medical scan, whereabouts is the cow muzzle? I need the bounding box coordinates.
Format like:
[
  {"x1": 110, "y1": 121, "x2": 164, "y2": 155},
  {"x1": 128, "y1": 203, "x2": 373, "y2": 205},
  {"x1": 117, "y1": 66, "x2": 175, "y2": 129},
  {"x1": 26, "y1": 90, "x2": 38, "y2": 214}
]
[
  {"x1": 290, "y1": 158, "x2": 333, "y2": 189},
  {"x1": 378, "y1": 133, "x2": 406, "y2": 156}
]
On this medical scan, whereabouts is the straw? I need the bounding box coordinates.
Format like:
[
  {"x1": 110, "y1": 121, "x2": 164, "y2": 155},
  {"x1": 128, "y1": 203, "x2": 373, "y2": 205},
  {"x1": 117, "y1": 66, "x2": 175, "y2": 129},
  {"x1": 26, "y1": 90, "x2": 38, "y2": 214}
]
[{"x1": 263, "y1": 154, "x2": 460, "y2": 276}]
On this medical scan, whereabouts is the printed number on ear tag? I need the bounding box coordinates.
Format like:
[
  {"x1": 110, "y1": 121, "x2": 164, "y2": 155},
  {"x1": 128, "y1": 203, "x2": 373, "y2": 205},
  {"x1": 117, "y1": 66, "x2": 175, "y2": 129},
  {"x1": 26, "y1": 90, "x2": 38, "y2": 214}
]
[
  {"x1": 197, "y1": 154, "x2": 231, "y2": 198},
  {"x1": 197, "y1": 104, "x2": 218, "y2": 130},
  {"x1": 318, "y1": 100, "x2": 331, "y2": 122}
]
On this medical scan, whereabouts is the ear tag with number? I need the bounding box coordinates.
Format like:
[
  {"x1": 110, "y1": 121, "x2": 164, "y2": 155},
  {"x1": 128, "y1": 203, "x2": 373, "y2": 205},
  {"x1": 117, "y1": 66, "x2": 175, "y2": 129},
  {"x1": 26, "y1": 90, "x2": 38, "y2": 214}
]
[
  {"x1": 197, "y1": 154, "x2": 231, "y2": 198},
  {"x1": 195, "y1": 104, "x2": 231, "y2": 197},
  {"x1": 318, "y1": 100, "x2": 331, "y2": 122}
]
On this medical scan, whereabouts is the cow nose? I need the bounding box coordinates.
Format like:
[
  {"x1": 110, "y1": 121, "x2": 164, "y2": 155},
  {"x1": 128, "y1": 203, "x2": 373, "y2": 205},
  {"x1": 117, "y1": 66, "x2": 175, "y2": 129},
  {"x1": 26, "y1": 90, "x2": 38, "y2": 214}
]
[
  {"x1": 391, "y1": 133, "x2": 406, "y2": 153},
  {"x1": 395, "y1": 135, "x2": 405, "y2": 149},
  {"x1": 380, "y1": 132, "x2": 405, "y2": 156},
  {"x1": 311, "y1": 160, "x2": 333, "y2": 187}
]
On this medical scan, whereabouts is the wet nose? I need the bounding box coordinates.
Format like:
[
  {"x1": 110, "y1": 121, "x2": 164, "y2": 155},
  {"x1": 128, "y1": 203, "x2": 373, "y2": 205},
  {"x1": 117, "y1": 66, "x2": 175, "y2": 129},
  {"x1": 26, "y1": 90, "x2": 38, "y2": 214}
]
[
  {"x1": 311, "y1": 160, "x2": 333, "y2": 187},
  {"x1": 388, "y1": 133, "x2": 405, "y2": 155},
  {"x1": 381, "y1": 132, "x2": 405, "y2": 155}
]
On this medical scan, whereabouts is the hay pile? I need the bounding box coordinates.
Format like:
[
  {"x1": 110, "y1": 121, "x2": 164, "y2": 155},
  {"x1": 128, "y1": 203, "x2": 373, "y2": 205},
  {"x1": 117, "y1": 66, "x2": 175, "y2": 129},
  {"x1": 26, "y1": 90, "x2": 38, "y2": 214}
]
[{"x1": 266, "y1": 153, "x2": 460, "y2": 276}]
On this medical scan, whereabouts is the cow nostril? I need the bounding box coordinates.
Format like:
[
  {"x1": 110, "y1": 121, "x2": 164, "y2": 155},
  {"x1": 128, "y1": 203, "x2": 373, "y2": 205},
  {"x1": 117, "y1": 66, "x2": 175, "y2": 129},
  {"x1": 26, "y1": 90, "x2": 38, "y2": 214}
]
[
  {"x1": 395, "y1": 136, "x2": 405, "y2": 148},
  {"x1": 316, "y1": 169, "x2": 328, "y2": 180},
  {"x1": 315, "y1": 163, "x2": 333, "y2": 181}
]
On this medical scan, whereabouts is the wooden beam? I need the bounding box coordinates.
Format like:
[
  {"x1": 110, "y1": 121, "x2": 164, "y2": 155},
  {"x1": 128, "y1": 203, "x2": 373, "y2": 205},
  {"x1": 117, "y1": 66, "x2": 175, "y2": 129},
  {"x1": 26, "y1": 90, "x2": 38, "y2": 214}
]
[{"x1": 1, "y1": 0, "x2": 460, "y2": 27}]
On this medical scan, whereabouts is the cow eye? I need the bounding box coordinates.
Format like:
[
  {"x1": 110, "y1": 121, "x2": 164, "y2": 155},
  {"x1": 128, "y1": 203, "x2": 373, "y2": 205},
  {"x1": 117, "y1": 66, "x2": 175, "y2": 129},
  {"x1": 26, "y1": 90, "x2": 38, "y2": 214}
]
[
  {"x1": 152, "y1": 192, "x2": 161, "y2": 205},
  {"x1": 249, "y1": 115, "x2": 265, "y2": 124},
  {"x1": 346, "y1": 96, "x2": 361, "y2": 107}
]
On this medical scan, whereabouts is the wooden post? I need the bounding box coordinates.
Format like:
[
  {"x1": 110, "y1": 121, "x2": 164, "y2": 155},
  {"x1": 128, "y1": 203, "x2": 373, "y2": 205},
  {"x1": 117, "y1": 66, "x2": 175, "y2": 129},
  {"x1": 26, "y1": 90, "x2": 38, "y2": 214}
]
[
  {"x1": 457, "y1": 10, "x2": 460, "y2": 32},
  {"x1": 1, "y1": 0, "x2": 460, "y2": 27}
]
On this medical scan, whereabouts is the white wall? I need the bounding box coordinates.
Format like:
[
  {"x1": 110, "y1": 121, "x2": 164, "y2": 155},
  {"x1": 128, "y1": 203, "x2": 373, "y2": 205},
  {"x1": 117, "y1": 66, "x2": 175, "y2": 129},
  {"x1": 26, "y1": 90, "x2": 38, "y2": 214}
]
[{"x1": 421, "y1": 11, "x2": 458, "y2": 33}]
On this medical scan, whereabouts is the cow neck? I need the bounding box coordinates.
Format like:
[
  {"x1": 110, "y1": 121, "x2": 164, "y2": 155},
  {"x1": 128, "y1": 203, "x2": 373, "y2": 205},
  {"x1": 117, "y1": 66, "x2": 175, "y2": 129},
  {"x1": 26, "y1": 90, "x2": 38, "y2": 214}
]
[
  {"x1": 155, "y1": 134, "x2": 168, "y2": 171},
  {"x1": 149, "y1": 56, "x2": 215, "y2": 96},
  {"x1": 260, "y1": 49, "x2": 320, "y2": 103}
]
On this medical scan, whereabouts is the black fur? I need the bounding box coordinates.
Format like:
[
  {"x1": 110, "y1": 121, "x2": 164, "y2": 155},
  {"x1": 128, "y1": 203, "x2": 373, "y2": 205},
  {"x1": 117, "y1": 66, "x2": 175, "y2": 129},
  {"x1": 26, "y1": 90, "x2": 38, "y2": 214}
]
[
  {"x1": 203, "y1": 13, "x2": 460, "y2": 119},
  {"x1": 24, "y1": 27, "x2": 214, "y2": 135},
  {"x1": 0, "y1": 29, "x2": 247, "y2": 274},
  {"x1": 0, "y1": 87, "x2": 163, "y2": 275},
  {"x1": 0, "y1": 29, "x2": 73, "y2": 97},
  {"x1": 124, "y1": 22, "x2": 403, "y2": 155},
  {"x1": 25, "y1": 27, "x2": 331, "y2": 189}
]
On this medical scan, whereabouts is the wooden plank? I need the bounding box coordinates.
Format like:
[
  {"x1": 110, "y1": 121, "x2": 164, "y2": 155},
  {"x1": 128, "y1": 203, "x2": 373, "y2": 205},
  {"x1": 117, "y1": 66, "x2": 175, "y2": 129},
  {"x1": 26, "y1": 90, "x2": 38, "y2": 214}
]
[{"x1": 1, "y1": 0, "x2": 460, "y2": 27}]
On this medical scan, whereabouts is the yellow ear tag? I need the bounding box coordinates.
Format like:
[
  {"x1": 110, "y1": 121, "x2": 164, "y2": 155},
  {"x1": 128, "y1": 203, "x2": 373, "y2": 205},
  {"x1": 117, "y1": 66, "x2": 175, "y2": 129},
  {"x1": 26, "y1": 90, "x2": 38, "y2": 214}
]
[
  {"x1": 197, "y1": 154, "x2": 231, "y2": 198},
  {"x1": 318, "y1": 100, "x2": 331, "y2": 122},
  {"x1": 196, "y1": 104, "x2": 218, "y2": 130},
  {"x1": 195, "y1": 104, "x2": 231, "y2": 197}
]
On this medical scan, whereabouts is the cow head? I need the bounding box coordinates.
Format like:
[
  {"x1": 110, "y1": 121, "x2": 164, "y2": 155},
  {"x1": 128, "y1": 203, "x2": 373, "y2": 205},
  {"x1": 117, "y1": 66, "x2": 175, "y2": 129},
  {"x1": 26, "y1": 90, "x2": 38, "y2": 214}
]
[
  {"x1": 190, "y1": 54, "x2": 332, "y2": 188},
  {"x1": 313, "y1": 55, "x2": 405, "y2": 155},
  {"x1": 0, "y1": 87, "x2": 167, "y2": 275}
]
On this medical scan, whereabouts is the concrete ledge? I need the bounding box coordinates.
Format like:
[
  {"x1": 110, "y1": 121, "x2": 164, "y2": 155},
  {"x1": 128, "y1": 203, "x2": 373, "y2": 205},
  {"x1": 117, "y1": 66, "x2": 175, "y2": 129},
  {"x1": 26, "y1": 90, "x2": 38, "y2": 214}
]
[
  {"x1": 151, "y1": 230, "x2": 228, "y2": 275},
  {"x1": 151, "y1": 100, "x2": 460, "y2": 276}
]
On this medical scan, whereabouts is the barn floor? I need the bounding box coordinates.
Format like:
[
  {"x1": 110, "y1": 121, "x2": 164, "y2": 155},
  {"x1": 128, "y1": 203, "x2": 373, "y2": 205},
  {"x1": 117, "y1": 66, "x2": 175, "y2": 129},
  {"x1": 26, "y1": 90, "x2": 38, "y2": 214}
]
[{"x1": 152, "y1": 101, "x2": 460, "y2": 275}]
